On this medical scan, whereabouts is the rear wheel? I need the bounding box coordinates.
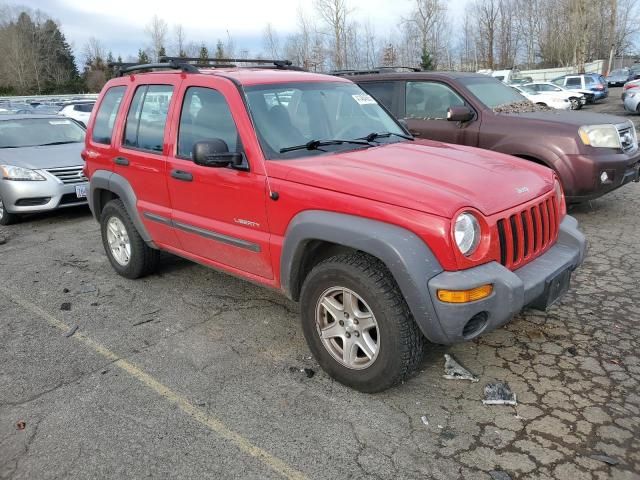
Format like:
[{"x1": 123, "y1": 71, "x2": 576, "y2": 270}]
[
  {"x1": 300, "y1": 252, "x2": 425, "y2": 393},
  {"x1": 0, "y1": 196, "x2": 19, "y2": 226},
  {"x1": 100, "y1": 199, "x2": 159, "y2": 279}
]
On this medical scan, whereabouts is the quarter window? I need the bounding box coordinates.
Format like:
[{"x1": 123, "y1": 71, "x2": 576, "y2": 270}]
[
  {"x1": 406, "y1": 81, "x2": 465, "y2": 119},
  {"x1": 177, "y1": 87, "x2": 240, "y2": 159},
  {"x1": 91, "y1": 86, "x2": 125, "y2": 144},
  {"x1": 566, "y1": 77, "x2": 581, "y2": 87},
  {"x1": 123, "y1": 85, "x2": 174, "y2": 153}
]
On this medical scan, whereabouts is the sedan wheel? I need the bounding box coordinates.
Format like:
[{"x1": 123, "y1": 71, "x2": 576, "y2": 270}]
[
  {"x1": 0, "y1": 196, "x2": 19, "y2": 226},
  {"x1": 570, "y1": 98, "x2": 580, "y2": 110}
]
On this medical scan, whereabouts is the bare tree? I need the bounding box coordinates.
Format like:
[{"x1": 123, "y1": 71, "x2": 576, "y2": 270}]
[
  {"x1": 173, "y1": 24, "x2": 186, "y2": 57},
  {"x1": 263, "y1": 22, "x2": 280, "y2": 59},
  {"x1": 314, "y1": 0, "x2": 352, "y2": 70},
  {"x1": 145, "y1": 15, "x2": 168, "y2": 61}
]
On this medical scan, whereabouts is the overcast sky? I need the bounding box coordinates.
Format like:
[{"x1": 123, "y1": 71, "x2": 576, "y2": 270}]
[{"x1": 11, "y1": 0, "x2": 467, "y2": 61}]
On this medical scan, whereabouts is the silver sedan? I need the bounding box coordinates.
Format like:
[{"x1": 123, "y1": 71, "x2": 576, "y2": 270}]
[
  {"x1": 0, "y1": 115, "x2": 87, "y2": 225},
  {"x1": 623, "y1": 88, "x2": 640, "y2": 114}
]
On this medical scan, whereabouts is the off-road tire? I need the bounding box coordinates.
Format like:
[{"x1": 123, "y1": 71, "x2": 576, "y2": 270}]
[
  {"x1": 300, "y1": 252, "x2": 425, "y2": 393},
  {"x1": 100, "y1": 199, "x2": 159, "y2": 279},
  {"x1": 0, "y1": 195, "x2": 19, "y2": 226}
]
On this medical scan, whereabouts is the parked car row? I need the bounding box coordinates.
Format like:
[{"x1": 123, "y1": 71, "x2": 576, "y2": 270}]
[
  {"x1": 1, "y1": 59, "x2": 637, "y2": 392},
  {"x1": 0, "y1": 100, "x2": 95, "y2": 125}
]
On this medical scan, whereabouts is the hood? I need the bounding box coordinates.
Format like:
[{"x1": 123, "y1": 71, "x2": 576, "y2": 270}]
[
  {"x1": 503, "y1": 110, "x2": 632, "y2": 127},
  {"x1": 0, "y1": 142, "x2": 84, "y2": 169},
  {"x1": 270, "y1": 141, "x2": 554, "y2": 218}
]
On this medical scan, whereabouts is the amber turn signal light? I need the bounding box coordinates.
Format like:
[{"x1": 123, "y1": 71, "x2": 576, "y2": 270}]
[{"x1": 437, "y1": 285, "x2": 493, "y2": 303}]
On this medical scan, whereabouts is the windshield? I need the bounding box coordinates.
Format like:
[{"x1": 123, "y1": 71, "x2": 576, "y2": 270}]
[
  {"x1": 460, "y1": 76, "x2": 528, "y2": 108},
  {"x1": 244, "y1": 82, "x2": 406, "y2": 159},
  {"x1": 0, "y1": 118, "x2": 85, "y2": 148}
]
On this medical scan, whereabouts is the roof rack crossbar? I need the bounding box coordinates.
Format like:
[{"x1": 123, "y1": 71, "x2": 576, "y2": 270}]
[
  {"x1": 159, "y1": 57, "x2": 302, "y2": 70},
  {"x1": 332, "y1": 66, "x2": 422, "y2": 76},
  {"x1": 110, "y1": 60, "x2": 198, "y2": 77}
]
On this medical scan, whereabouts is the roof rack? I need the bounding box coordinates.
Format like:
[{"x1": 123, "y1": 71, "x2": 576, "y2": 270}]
[
  {"x1": 332, "y1": 66, "x2": 421, "y2": 76},
  {"x1": 110, "y1": 60, "x2": 199, "y2": 77},
  {"x1": 159, "y1": 56, "x2": 305, "y2": 71}
]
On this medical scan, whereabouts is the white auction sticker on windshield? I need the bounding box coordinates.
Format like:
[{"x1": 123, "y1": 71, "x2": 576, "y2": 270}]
[
  {"x1": 49, "y1": 119, "x2": 71, "y2": 125},
  {"x1": 352, "y1": 94, "x2": 377, "y2": 105}
]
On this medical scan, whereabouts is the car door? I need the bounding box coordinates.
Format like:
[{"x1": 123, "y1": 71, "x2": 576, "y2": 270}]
[
  {"x1": 165, "y1": 79, "x2": 273, "y2": 280},
  {"x1": 115, "y1": 81, "x2": 181, "y2": 248},
  {"x1": 401, "y1": 80, "x2": 481, "y2": 146}
]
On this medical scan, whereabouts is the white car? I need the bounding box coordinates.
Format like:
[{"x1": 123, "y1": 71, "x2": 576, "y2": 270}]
[
  {"x1": 523, "y1": 82, "x2": 586, "y2": 110},
  {"x1": 511, "y1": 85, "x2": 571, "y2": 110},
  {"x1": 58, "y1": 102, "x2": 95, "y2": 127}
]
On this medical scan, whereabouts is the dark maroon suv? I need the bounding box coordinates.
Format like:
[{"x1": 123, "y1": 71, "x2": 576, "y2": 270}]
[{"x1": 339, "y1": 70, "x2": 640, "y2": 202}]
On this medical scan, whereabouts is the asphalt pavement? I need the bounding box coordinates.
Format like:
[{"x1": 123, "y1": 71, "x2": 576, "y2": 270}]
[{"x1": 1, "y1": 90, "x2": 639, "y2": 480}]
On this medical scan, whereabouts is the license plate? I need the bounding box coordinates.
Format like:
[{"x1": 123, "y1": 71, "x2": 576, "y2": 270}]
[
  {"x1": 75, "y1": 184, "x2": 88, "y2": 199},
  {"x1": 543, "y1": 269, "x2": 571, "y2": 309}
]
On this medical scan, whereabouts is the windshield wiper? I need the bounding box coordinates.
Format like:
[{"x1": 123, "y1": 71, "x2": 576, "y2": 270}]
[
  {"x1": 280, "y1": 138, "x2": 373, "y2": 154},
  {"x1": 358, "y1": 131, "x2": 414, "y2": 142}
]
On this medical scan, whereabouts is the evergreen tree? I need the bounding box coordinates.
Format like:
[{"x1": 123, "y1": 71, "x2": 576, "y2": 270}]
[
  {"x1": 420, "y1": 47, "x2": 434, "y2": 71},
  {"x1": 138, "y1": 49, "x2": 150, "y2": 64},
  {"x1": 198, "y1": 45, "x2": 209, "y2": 65},
  {"x1": 158, "y1": 45, "x2": 166, "y2": 61},
  {"x1": 215, "y1": 40, "x2": 225, "y2": 59}
]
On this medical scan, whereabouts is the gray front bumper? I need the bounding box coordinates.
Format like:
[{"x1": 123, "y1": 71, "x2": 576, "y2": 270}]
[
  {"x1": 0, "y1": 171, "x2": 87, "y2": 214},
  {"x1": 425, "y1": 216, "x2": 586, "y2": 344}
]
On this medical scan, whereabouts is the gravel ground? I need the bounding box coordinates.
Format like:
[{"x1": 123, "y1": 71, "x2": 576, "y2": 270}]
[{"x1": 0, "y1": 90, "x2": 638, "y2": 480}]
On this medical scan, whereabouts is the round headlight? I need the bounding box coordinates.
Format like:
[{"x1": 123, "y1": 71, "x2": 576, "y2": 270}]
[{"x1": 454, "y1": 213, "x2": 481, "y2": 256}]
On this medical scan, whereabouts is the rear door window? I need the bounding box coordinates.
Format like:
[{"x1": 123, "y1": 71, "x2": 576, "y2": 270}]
[
  {"x1": 123, "y1": 85, "x2": 174, "y2": 153},
  {"x1": 91, "y1": 86, "x2": 126, "y2": 144},
  {"x1": 565, "y1": 77, "x2": 582, "y2": 87},
  {"x1": 360, "y1": 82, "x2": 395, "y2": 113}
]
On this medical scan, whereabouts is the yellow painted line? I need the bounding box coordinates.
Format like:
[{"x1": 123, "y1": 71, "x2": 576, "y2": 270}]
[{"x1": 4, "y1": 290, "x2": 307, "y2": 480}]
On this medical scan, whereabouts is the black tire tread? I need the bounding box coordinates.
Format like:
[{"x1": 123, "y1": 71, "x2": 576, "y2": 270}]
[
  {"x1": 101, "y1": 199, "x2": 159, "y2": 279},
  {"x1": 305, "y1": 251, "x2": 425, "y2": 391}
]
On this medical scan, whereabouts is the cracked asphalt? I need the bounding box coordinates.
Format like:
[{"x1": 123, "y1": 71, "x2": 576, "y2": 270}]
[{"x1": 1, "y1": 90, "x2": 639, "y2": 479}]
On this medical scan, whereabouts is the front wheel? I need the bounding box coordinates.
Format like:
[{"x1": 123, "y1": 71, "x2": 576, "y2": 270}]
[
  {"x1": 100, "y1": 199, "x2": 159, "y2": 279},
  {"x1": 300, "y1": 252, "x2": 425, "y2": 393},
  {"x1": 569, "y1": 97, "x2": 581, "y2": 110},
  {"x1": 0, "y1": 196, "x2": 19, "y2": 226}
]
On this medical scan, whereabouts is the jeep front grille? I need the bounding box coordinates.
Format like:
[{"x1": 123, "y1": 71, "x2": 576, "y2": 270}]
[
  {"x1": 496, "y1": 194, "x2": 559, "y2": 270},
  {"x1": 46, "y1": 166, "x2": 87, "y2": 184}
]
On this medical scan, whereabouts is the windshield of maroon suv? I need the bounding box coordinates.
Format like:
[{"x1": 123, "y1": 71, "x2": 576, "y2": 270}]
[
  {"x1": 0, "y1": 117, "x2": 85, "y2": 148},
  {"x1": 244, "y1": 82, "x2": 406, "y2": 159},
  {"x1": 459, "y1": 76, "x2": 528, "y2": 108}
]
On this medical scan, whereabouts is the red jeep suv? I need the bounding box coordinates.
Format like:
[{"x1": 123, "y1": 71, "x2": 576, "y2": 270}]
[{"x1": 83, "y1": 59, "x2": 586, "y2": 392}]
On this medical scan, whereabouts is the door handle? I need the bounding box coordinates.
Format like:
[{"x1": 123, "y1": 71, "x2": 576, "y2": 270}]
[
  {"x1": 171, "y1": 169, "x2": 193, "y2": 182},
  {"x1": 114, "y1": 156, "x2": 129, "y2": 166}
]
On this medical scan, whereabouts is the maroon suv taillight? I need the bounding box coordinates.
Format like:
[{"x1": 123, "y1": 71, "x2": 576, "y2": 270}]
[{"x1": 496, "y1": 194, "x2": 560, "y2": 270}]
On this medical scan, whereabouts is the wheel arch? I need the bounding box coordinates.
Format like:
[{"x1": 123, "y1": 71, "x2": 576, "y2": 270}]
[
  {"x1": 89, "y1": 170, "x2": 155, "y2": 245},
  {"x1": 280, "y1": 210, "x2": 446, "y2": 342}
]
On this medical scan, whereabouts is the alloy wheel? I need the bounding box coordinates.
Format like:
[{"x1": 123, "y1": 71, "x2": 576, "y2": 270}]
[
  {"x1": 106, "y1": 216, "x2": 131, "y2": 266},
  {"x1": 315, "y1": 286, "x2": 380, "y2": 370}
]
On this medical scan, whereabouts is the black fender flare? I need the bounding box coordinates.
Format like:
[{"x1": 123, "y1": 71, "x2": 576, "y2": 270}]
[
  {"x1": 280, "y1": 210, "x2": 447, "y2": 342},
  {"x1": 89, "y1": 170, "x2": 155, "y2": 245}
]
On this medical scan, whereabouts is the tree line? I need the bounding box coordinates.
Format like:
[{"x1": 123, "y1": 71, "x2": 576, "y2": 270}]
[{"x1": 1, "y1": 0, "x2": 638, "y2": 95}]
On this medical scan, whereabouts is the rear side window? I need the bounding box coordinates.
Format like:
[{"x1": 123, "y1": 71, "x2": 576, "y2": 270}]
[
  {"x1": 566, "y1": 77, "x2": 581, "y2": 87},
  {"x1": 123, "y1": 85, "x2": 174, "y2": 153},
  {"x1": 74, "y1": 103, "x2": 94, "y2": 113},
  {"x1": 360, "y1": 82, "x2": 395, "y2": 112},
  {"x1": 177, "y1": 87, "x2": 240, "y2": 159},
  {"x1": 91, "y1": 86, "x2": 126, "y2": 144}
]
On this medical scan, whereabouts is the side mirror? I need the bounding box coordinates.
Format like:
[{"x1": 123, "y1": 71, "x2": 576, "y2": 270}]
[
  {"x1": 192, "y1": 139, "x2": 243, "y2": 168},
  {"x1": 447, "y1": 105, "x2": 474, "y2": 122}
]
